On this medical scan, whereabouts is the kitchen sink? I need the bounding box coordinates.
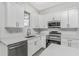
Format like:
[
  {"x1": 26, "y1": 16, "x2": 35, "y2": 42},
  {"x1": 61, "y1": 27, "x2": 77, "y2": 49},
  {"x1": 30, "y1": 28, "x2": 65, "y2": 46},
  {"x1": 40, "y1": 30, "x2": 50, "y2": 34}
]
[{"x1": 25, "y1": 35, "x2": 35, "y2": 38}]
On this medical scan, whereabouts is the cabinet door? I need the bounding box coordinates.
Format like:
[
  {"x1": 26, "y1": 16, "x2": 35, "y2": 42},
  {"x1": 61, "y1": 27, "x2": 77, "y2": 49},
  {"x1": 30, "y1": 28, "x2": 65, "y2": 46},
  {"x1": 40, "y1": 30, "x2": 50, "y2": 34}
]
[
  {"x1": 54, "y1": 12, "x2": 62, "y2": 21},
  {"x1": 71, "y1": 40, "x2": 79, "y2": 49},
  {"x1": 6, "y1": 3, "x2": 16, "y2": 27},
  {"x1": 61, "y1": 39, "x2": 68, "y2": 47},
  {"x1": 0, "y1": 3, "x2": 5, "y2": 27},
  {"x1": 6, "y1": 3, "x2": 24, "y2": 27},
  {"x1": 39, "y1": 15, "x2": 48, "y2": 28},
  {"x1": 30, "y1": 13, "x2": 39, "y2": 28},
  {"x1": 61, "y1": 11, "x2": 68, "y2": 28},
  {"x1": 27, "y1": 37, "x2": 42, "y2": 56},
  {"x1": 28, "y1": 40, "x2": 35, "y2": 56},
  {"x1": 41, "y1": 35, "x2": 46, "y2": 48},
  {"x1": 15, "y1": 4, "x2": 24, "y2": 27},
  {"x1": 35, "y1": 36, "x2": 41, "y2": 51},
  {"x1": 69, "y1": 9, "x2": 78, "y2": 28}
]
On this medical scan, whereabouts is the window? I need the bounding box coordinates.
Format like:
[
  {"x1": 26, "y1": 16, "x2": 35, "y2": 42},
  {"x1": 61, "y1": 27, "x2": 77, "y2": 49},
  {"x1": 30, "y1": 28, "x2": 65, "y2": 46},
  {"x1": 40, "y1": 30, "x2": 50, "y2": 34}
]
[{"x1": 24, "y1": 11, "x2": 30, "y2": 27}]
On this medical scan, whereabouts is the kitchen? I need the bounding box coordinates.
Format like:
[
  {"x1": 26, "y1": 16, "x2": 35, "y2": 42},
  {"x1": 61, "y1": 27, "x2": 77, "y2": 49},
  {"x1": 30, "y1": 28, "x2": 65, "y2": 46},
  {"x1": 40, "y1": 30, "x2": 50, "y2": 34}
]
[{"x1": 0, "y1": 2, "x2": 79, "y2": 56}]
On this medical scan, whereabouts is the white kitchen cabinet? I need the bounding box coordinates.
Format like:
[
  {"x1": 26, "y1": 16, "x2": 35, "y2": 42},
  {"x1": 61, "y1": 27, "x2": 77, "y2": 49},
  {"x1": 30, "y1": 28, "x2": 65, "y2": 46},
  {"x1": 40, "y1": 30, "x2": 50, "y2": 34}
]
[
  {"x1": 27, "y1": 36, "x2": 41, "y2": 56},
  {"x1": 69, "y1": 9, "x2": 79, "y2": 28},
  {"x1": 39, "y1": 15, "x2": 48, "y2": 28},
  {"x1": 71, "y1": 40, "x2": 79, "y2": 49},
  {"x1": 53, "y1": 12, "x2": 62, "y2": 21},
  {"x1": 61, "y1": 9, "x2": 79, "y2": 28},
  {"x1": 61, "y1": 39, "x2": 68, "y2": 47},
  {"x1": 30, "y1": 13, "x2": 40, "y2": 28},
  {"x1": 40, "y1": 35, "x2": 46, "y2": 48},
  {"x1": 35, "y1": 36, "x2": 42, "y2": 52},
  {"x1": 5, "y1": 2, "x2": 24, "y2": 27},
  {"x1": 61, "y1": 31, "x2": 79, "y2": 49},
  {"x1": 15, "y1": 4, "x2": 24, "y2": 27},
  {"x1": 61, "y1": 39, "x2": 79, "y2": 49},
  {"x1": 0, "y1": 3, "x2": 5, "y2": 27},
  {"x1": 61, "y1": 11, "x2": 68, "y2": 28},
  {"x1": 28, "y1": 39, "x2": 35, "y2": 56}
]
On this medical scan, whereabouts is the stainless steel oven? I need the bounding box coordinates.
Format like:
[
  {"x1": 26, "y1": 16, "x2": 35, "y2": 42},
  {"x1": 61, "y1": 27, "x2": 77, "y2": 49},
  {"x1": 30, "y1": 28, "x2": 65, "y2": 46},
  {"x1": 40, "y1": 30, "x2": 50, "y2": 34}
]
[{"x1": 46, "y1": 31, "x2": 61, "y2": 47}]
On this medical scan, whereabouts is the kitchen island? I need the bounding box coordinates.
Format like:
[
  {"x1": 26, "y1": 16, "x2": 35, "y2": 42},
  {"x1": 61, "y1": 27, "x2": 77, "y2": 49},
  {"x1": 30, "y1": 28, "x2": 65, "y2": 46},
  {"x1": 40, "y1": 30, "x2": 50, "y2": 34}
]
[{"x1": 40, "y1": 43, "x2": 79, "y2": 56}]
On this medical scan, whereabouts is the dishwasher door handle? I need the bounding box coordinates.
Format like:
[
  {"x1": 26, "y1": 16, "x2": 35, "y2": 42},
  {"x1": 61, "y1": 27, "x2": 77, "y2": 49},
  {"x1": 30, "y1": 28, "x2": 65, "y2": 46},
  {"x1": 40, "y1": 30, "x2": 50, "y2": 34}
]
[{"x1": 8, "y1": 43, "x2": 26, "y2": 49}]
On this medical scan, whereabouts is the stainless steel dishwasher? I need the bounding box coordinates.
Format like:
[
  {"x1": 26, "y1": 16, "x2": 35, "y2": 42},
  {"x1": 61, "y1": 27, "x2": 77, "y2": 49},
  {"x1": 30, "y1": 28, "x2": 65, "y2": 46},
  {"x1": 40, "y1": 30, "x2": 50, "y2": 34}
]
[{"x1": 8, "y1": 40, "x2": 27, "y2": 56}]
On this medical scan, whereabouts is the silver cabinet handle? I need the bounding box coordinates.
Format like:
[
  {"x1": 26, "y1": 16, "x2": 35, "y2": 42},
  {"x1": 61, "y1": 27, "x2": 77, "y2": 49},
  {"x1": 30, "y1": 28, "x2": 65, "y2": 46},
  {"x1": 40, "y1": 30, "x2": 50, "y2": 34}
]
[{"x1": 68, "y1": 40, "x2": 72, "y2": 47}]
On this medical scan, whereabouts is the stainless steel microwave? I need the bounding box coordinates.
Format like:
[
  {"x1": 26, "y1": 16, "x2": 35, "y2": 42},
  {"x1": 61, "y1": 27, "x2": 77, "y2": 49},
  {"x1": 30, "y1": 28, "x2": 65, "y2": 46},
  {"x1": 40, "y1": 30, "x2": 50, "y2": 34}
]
[{"x1": 48, "y1": 21, "x2": 61, "y2": 28}]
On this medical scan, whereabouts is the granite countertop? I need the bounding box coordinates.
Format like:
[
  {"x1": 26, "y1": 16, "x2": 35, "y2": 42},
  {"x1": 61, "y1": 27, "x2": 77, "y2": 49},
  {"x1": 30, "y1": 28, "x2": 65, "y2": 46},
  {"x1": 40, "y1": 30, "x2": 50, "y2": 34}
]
[
  {"x1": 0, "y1": 35, "x2": 39, "y2": 45},
  {"x1": 0, "y1": 37, "x2": 28, "y2": 45},
  {"x1": 0, "y1": 28, "x2": 48, "y2": 45}
]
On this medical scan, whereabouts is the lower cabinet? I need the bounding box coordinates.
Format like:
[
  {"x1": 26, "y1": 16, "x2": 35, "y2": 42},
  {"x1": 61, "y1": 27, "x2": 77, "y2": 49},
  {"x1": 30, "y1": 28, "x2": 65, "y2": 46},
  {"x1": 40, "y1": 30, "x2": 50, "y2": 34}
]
[
  {"x1": 40, "y1": 35, "x2": 46, "y2": 48},
  {"x1": 61, "y1": 39, "x2": 79, "y2": 49},
  {"x1": 61, "y1": 39, "x2": 68, "y2": 47},
  {"x1": 71, "y1": 40, "x2": 79, "y2": 49},
  {"x1": 27, "y1": 36, "x2": 42, "y2": 56}
]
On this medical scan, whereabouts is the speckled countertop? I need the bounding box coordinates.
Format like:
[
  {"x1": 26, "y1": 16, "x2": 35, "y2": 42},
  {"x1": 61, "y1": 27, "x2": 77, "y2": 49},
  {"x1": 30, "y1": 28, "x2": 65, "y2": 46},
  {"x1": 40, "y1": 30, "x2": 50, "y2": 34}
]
[
  {"x1": 0, "y1": 37, "x2": 29, "y2": 45},
  {"x1": 0, "y1": 35, "x2": 40, "y2": 45},
  {"x1": 0, "y1": 33, "x2": 46, "y2": 45},
  {"x1": 0, "y1": 29, "x2": 49, "y2": 45}
]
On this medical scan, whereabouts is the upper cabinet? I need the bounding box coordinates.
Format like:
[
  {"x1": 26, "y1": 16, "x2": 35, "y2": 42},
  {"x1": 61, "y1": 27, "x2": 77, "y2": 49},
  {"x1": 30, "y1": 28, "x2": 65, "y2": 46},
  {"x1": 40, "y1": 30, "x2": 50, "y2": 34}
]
[
  {"x1": 0, "y1": 3, "x2": 5, "y2": 27},
  {"x1": 68, "y1": 9, "x2": 78, "y2": 28},
  {"x1": 61, "y1": 9, "x2": 79, "y2": 28},
  {"x1": 61, "y1": 11, "x2": 68, "y2": 28},
  {"x1": 30, "y1": 13, "x2": 40, "y2": 28},
  {"x1": 5, "y1": 3, "x2": 24, "y2": 27},
  {"x1": 24, "y1": 11, "x2": 30, "y2": 27},
  {"x1": 53, "y1": 12, "x2": 62, "y2": 21},
  {"x1": 39, "y1": 15, "x2": 48, "y2": 28}
]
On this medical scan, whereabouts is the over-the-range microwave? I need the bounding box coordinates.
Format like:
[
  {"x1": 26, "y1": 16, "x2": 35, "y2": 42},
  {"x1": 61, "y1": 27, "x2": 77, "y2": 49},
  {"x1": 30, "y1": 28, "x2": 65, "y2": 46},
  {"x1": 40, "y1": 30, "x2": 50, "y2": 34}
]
[{"x1": 48, "y1": 21, "x2": 61, "y2": 28}]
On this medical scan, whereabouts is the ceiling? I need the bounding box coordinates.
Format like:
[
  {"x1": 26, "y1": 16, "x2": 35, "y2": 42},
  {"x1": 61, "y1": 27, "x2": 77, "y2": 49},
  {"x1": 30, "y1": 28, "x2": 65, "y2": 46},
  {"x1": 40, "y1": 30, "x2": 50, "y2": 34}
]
[{"x1": 29, "y1": 2, "x2": 63, "y2": 11}]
